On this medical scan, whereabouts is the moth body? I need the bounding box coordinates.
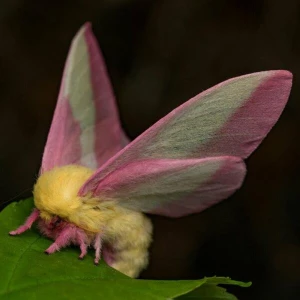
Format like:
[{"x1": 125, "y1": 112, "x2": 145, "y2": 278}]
[{"x1": 33, "y1": 165, "x2": 153, "y2": 278}]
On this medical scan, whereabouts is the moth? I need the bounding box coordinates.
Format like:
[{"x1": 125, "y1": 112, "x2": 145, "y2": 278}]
[{"x1": 9, "y1": 22, "x2": 292, "y2": 278}]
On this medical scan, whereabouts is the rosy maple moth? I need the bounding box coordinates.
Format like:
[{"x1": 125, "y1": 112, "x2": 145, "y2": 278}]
[{"x1": 9, "y1": 22, "x2": 293, "y2": 278}]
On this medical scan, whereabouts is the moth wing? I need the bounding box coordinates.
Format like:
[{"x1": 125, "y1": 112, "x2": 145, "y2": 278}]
[
  {"x1": 80, "y1": 70, "x2": 292, "y2": 195},
  {"x1": 87, "y1": 157, "x2": 245, "y2": 217},
  {"x1": 41, "y1": 23, "x2": 128, "y2": 173}
]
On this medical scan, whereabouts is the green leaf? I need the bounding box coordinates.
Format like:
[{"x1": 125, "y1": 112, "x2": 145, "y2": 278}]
[
  {"x1": 176, "y1": 277, "x2": 251, "y2": 300},
  {"x1": 0, "y1": 198, "x2": 251, "y2": 300},
  {"x1": 198, "y1": 277, "x2": 251, "y2": 287},
  {"x1": 177, "y1": 285, "x2": 238, "y2": 299}
]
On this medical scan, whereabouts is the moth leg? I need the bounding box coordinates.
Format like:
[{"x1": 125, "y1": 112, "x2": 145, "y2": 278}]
[
  {"x1": 76, "y1": 229, "x2": 88, "y2": 260},
  {"x1": 103, "y1": 244, "x2": 115, "y2": 266},
  {"x1": 45, "y1": 225, "x2": 74, "y2": 254},
  {"x1": 9, "y1": 208, "x2": 40, "y2": 235},
  {"x1": 94, "y1": 233, "x2": 102, "y2": 265}
]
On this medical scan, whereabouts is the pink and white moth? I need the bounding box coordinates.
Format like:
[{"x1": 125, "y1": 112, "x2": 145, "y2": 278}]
[{"x1": 9, "y1": 22, "x2": 293, "y2": 278}]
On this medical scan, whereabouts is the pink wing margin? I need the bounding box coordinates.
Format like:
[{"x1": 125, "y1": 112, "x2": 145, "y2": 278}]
[{"x1": 41, "y1": 23, "x2": 128, "y2": 173}]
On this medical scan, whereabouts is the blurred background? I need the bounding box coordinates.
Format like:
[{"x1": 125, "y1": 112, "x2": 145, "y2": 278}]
[{"x1": 1, "y1": 0, "x2": 300, "y2": 299}]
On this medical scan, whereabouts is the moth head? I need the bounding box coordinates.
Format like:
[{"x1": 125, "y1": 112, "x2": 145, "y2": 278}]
[{"x1": 33, "y1": 165, "x2": 94, "y2": 221}]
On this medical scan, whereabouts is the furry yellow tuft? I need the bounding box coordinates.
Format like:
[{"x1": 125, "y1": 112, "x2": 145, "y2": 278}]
[{"x1": 34, "y1": 165, "x2": 93, "y2": 222}]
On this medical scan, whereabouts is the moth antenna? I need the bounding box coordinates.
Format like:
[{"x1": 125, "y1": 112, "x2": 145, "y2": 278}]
[{"x1": 1, "y1": 187, "x2": 32, "y2": 207}]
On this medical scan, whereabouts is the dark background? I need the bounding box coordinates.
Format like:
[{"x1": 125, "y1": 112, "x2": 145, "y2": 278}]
[{"x1": 1, "y1": 1, "x2": 300, "y2": 299}]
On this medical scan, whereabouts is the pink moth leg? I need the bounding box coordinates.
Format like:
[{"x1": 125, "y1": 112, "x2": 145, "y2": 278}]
[
  {"x1": 76, "y1": 230, "x2": 88, "y2": 260},
  {"x1": 45, "y1": 225, "x2": 74, "y2": 254},
  {"x1": 94, "y1": 233, "x2": 102, "y2": 265},
  {"x1": 9, "y1": 208, "x2": 40, "y2": 235},
  {"x1": 103, "y1": 245, "x2": 115, "y2": 266},
  {"x1": 45, "y1": 225, "x2": 89, "y2": 257}
]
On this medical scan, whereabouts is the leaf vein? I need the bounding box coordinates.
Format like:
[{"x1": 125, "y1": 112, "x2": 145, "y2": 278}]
[{"x1": 5, "y1": 236, "x2": 41, "y2": 292}]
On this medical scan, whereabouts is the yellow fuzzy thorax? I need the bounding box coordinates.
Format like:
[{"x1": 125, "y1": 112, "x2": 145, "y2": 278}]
[
  {"x1": 33, "y1": 165, "x2": 115, "y2": 233},
  {"x1": 33, "y1": 164, "x2": 153, "y2": 278}
]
